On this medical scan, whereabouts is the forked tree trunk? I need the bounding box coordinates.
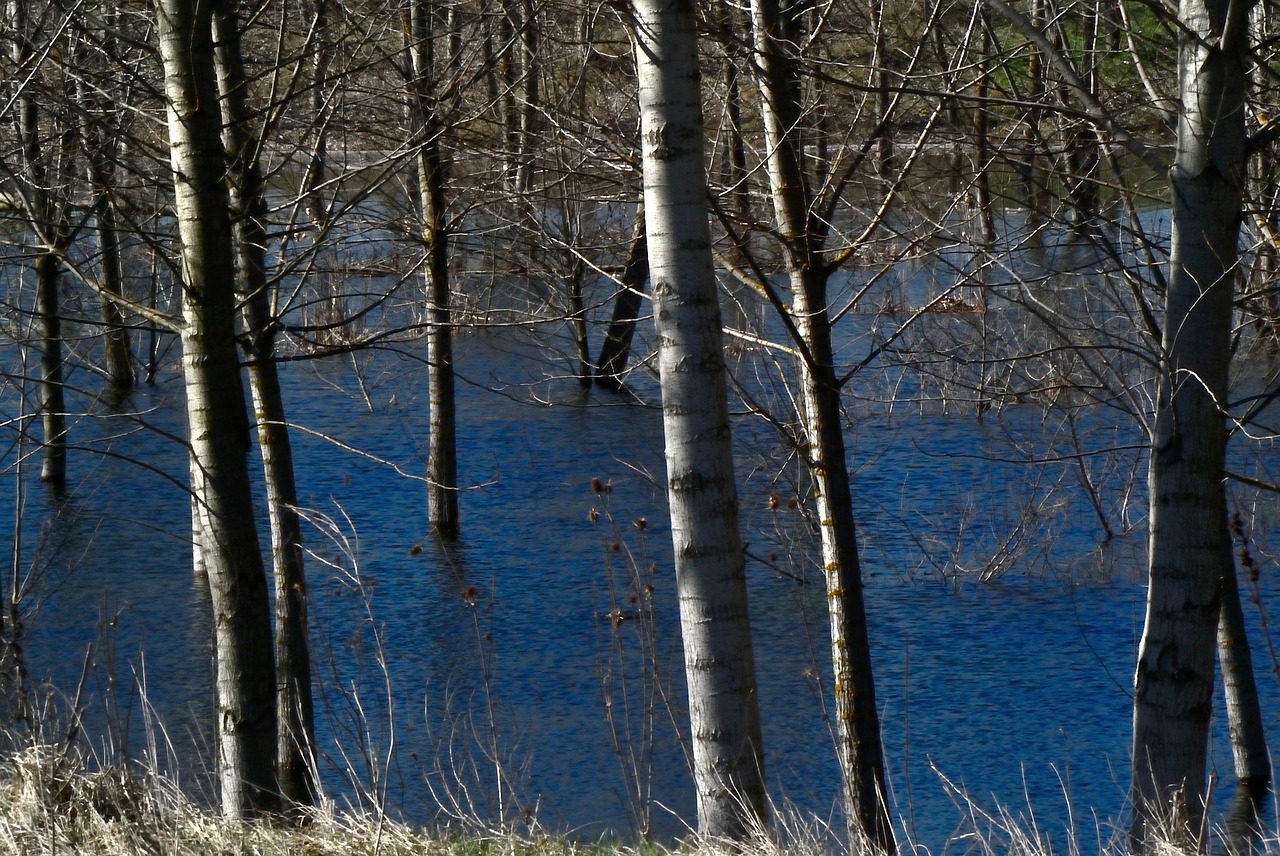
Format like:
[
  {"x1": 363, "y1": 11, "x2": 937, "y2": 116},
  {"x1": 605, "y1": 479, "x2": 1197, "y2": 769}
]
[
  {"x1": 212, "y1": 0, "x2": 316, "y2": 811},
  {"x1": 1130, "y1": 0, "x2": 1249, "y2": 844},
  {"x1": 595, "y1": 202, "x2": 648, "y2": 390},
  {"x1": 633, "y1": 0, "x2": 768, "y2": 839},
  {"x1": 155, "y1": 0, "x2": 279, "y2": 817},
  {"x1": 750, "y1": 0, "x2": 893, "y2": 848},
  {"x1": 408, "y1": 0, "x2": 460, "y2": 537},
  {"x1": 710, "y1": 2, "x2": 749, "y2": 218}
]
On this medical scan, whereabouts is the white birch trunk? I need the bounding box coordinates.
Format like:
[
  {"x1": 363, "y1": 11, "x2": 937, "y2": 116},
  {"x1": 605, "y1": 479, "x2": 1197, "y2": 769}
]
[
  {"x1": 1218, "y1": 542, "x2": 1269, "y2": 793},
  {"x1": 1131, "y1": 0, "x2": 1249, "y2": 843},
  {"x1": 633, "y1": 0, "x2": 767, "y2": 839},
  {"x1": 156, "y1": 0, "x2": 279, "y2": 817}
]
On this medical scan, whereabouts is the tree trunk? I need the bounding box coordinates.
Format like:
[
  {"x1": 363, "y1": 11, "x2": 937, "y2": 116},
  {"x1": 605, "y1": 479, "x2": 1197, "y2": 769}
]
[
  {"x1": 633, "y1": 0, "x2": 768, "y2": 839},
  {"x1": 973, "y1": 9, "x2": 996, "y2": 253},
  {"x1": 595, "y1": 202, "x2": 648, "y2": 390},
  {"x1": 75, "y1": 8, "x2": 135, "y2": 393},
  {"x1": 1066, "y1": 0, "x2": 1102, "y2": 232},
  {"x1": 303, "y1": 0, "x2": 331, "y2": 231},
  {"x1": 750, "y1": 0, "x2": 893, "y2": 848},
  {"x1": 34, "y1": 253, "x2": 66, "y2": 492},
  {"x1": 567, "y1": 239, "x2": 592, "y2": 387},
  {"x1": 515, "y1": 0, "x2": 539, "y2": 194},
  {"x1": 408, "y1": 0, "x2": 460, "y2": 538},
  {"x1": 1019, "y1": 0, "x2": 1048, "y2": 225},
  {"x1": 870, "y1": 0, "x2": 892, "y2": 178},
  {"x1": 88, "y1": 176, "x2": 135, "y2": 393},
  {"x1": 498, "y1": 0, "x2": 519, "y2": 190},
  {"x1": 9, "y1": 0, "x2": 68, "y2": 493},
  {"x1": 1219, "y1": 523, "x2": 1270, "y2": 795},
  {"x1": 155, "y1": 0, "x2": 279, "y2": 817},
  {"x1": 212, "y1": 0, "x2": 316, "y2": 811},
  {"x1": 1130, "y1": 0, "x2": 1249, "y2": 844}
]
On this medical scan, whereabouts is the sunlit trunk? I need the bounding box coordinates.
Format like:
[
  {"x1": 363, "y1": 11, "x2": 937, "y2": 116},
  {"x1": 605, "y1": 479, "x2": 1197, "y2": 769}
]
[
  {"x1": 1218, "y1": 525, "x2": 1269, "y2": 795},
  {"x1": 633, "y1": 0, "x2": 767, "y2": 838},
  {"x1": 1131, "y1": 0, "x2": 1249, "y2": 843},
  {"x1": 408, "y1": 0, "x2": 460, "y2": 537},
  {"x1": 156, "y1": 0, "x2": 279, "y2": 817},
  {"x1": 213, "y1": 0, "x2": 316, "y2": 811},
  {"x1": 515, "y1": 0, "x2": 538, "y2": 194},
  {"x1": 750, "y1": 0, "x2": 893, "y2": 847}
]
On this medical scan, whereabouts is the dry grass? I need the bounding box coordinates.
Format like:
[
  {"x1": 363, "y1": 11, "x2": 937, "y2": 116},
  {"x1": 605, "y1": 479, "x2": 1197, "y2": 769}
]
[
  {"x1": 0, "y1": 744, "x2": 797, "y2": 856},
  {"x1": 0, "y1": 743, "x2": 1272, "y2": 856}
]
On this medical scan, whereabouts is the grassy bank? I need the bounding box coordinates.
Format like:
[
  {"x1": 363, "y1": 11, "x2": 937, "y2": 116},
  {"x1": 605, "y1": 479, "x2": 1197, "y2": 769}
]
[
  {"x1": 0, "y1": 743, "x2": 724, "y2": 856},
  {"x1": 0, "y1": 742, "x2": 1272, "y2": 856}
]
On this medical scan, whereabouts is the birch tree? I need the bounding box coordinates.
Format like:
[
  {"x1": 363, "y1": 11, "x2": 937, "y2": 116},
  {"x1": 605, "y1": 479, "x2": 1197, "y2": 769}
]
[
  {"x1": 406, "y1": 0, "x2": 460, "y2": 538},
  {"x1": 212, "y1": 0, "x2": 316, "y2": 810},
  {"x1": 1130, "y1": 0, "x2": 1252, "y2": 843},
  {"x1": 155, "y1": 0, "x2": 279, "y2": 817},
  {"x1": 748, "y1": 0, "x2": 893, "y2": 846},
  {"x1": 632, "y1": 0, "x2": 767, "y2": 838}
]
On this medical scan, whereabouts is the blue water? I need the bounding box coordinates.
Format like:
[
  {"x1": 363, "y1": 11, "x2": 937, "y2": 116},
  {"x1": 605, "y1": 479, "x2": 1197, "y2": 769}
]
[
  {"x1": 3, "y1": 325, "x2": 1277, "y2": 853},
  {"x1": 2, "y1": 206, "x2": 1279, "y2": 851}
]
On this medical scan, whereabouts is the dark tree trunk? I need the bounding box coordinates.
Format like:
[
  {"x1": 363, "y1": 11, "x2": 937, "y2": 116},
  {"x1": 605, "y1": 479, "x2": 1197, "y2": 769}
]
[
  {"x1": 595, "y1": 203, "x2": 649, "y2": 390},
  {"x1": 408, "y1": 0, "x2": 460, "y2": 538},
  {"x1": 9, "y1": 0, "x2": 68, "y2": 493}
]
